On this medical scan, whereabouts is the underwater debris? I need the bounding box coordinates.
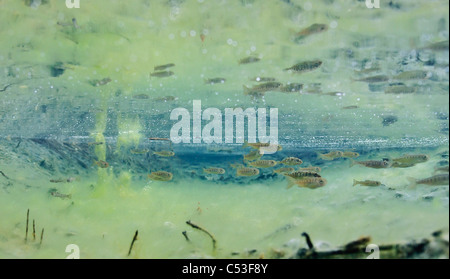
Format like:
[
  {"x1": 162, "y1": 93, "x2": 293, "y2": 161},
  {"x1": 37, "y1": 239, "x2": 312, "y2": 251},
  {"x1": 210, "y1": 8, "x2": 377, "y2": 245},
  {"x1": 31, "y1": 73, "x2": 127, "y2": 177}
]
[
  {"x1": 128, "y1": 230, "x2": 139, "y2": 257},
  {"x1": 186, "y1": 220, "x2": 217, "y2": 252},
  {"x1": 154, "y1": 63, "x2": 175, "y2": 71},
  {"x1": 49, "y1": 188, "x2": 72, "y2": 199},
  {"x1": 0, "y1": 170, "x2": 9, "y2": 179},
  {"x1": 39, "y1": 228, "x2": 44, "y2": 248},
  {"x1": 93, "y1": 160, "x2": 109, "y2": 168},
  {"x1": 382, "y1": 115, "x2": 398, "y2": 126},
  {"x1": 25, "y1": 209, "x2": 29, "y2": 242},
  {"x1": 89, "y1": 78, "x2": 112, "y2": 87},
  {"x1": 87, "y1": 141, "x2": 104, "y2": 146},
  {"x1": 238, "y1": 56, "x2": 260, "y2": 65},
  {"x1": 0, "y1": 84, "x2": 12, "y2": 92},
  {"x1": 204, "y1": 78, "x2": 226, "y2": 84},
  {"x1": 301, "y1": 232, "x2": 314, "y2": 250},
  {"x1": 150, "y1": 71, "x2": 174, "y2": 78},
  {"x1": 353, "y1": 179, "x2": 382, "y2": 187},
  {"x1": 182, "y1": 231, "x2": 190, "y2": 242},
  {"x1": 32, "y1": 219, "x2": 36, "y2": 241},
  {"x1": 283, "y1": 60, "x2": 322, "y2": 73},
  {"x1": 132, "y1": 94, "x2": 150, "y2": 99}
]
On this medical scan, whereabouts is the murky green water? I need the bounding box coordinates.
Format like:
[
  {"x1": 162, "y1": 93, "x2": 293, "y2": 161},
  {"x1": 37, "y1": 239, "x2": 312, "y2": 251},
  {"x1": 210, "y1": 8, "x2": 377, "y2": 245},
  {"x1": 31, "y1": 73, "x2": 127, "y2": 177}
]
[{"x1": 0, "y1": 0, "x2": 448, "y2": 259}]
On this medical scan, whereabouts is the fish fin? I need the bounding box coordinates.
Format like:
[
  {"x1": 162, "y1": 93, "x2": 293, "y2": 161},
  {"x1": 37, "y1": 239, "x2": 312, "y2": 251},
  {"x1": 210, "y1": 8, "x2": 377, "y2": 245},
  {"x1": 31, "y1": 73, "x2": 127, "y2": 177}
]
[
  {"x1": 68, "y1": 194, "x2": 72, "y2": 199},
  {"x1": 349, "y1": 159, "x2": 356, "y2": 168},
  {"x1": 407, "y1": 177, "x2": 417, "y2": 189},
  {"x1": 353, "y1": 179, "x2": 358, "y2": 187}
]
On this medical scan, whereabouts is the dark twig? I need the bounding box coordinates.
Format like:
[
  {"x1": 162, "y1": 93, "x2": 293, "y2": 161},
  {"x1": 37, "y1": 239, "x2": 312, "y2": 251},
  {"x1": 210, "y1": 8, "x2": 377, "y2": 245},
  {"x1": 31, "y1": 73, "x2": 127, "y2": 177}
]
[
  {"x1": 39, "y1": 228, "x2": 44, "y2": 247},
  {"x1": 25, "y1": 209, "x2": 29, "y2": 242},
  {"x1": 128, "y1": 230, "x2": 139, "y2": 256},
  {"x1": 186, "y1": 220, "x2": 217, "y2": 251},
  {"x1": 182, "y1": 231, "x2": 190, "y2": 242},
  {"x1": 0, "y1": 84, "x2": 11, "y2": 92},
  {"x1": 32, "y1": 219, "x2": 36, "y2": 241},
  {"x1": 0, "y1": 171, "x2": 9, "y2": 179},
  {"x1": 301, "y1": 232, "x2": 314, "y2": 250}
]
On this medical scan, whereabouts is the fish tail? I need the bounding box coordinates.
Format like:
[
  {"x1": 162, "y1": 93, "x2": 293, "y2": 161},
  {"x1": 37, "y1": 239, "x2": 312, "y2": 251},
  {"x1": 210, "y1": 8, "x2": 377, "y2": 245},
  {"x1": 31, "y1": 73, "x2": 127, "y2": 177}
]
[
  {"x1": 286, "y1": 176, "x2": 296, "y2": 189},
  {"x1": 349, "y1": 159, "x2": 356, "y2": 168},
  {"x1": 407, "y1": 177, "x2": 417, "y2": 189},
  {"x1": 316, "y1": 152, "x2": 326, "y2": 160},
  {"x1": 68, "y1": 194, "x2": 72, "y2": 199},
  {"x1": 243, "y1": 85, "x2": 250, "y2": 95},
  {"x1": 353, "y1": 179, "x2": 358, "y2": 187}
]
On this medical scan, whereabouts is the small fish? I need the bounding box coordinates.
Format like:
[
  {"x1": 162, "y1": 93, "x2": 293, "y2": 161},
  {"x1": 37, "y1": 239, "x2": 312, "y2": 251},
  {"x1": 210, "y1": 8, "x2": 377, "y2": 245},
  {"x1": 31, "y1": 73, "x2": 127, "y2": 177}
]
[
  {"x1": 205, "y1": 78, "x2": 226, "y2": 84},
  {"x1": 243, "y1": 82, "x2": 283, "y2": 94},
  {"x1": 248, "y1": 160, "x2": 278, "y2": 168},
  {"x1": 148, "y1": 171, "x2": 173, "y2": 181},
  {"x1": 273, "y1": 167, "x2": 295, "y2": 174},
  {"x1": 148, "y1": 137, "x2": 171, "y2": 142},
  {"x1": 350, "y1": 159, "x2": 391, "y2": 169},
  {"x1": 407, "y1": 174, "x2": 449, "y2": 187},
  {"x1": 352, "y1": 75, "x2": 389, "y2": 83},
  {"x1": 342, "y1": 105, "x2": 358, "y2": 110},
  {"x1": 284, "y1": 60, "x2": 322, "y2": 73},
  {"x1": 50, "y1": 191, "x2": 72, "y2": 199},
  {"x1": 207, "y1": 146, "x2": 233, "y2": 153},
  {"x1": 285, "y1": 170, "x2": 321, "y2": 180},
  {"x1": 243, "y1": 150, "x2": 263, "y2": 162},
  {"x1": 203, "y1": 167, "x2": 226, "y2": 174},
  {"x1": 286, "y1": 176, "x2": 327, "y2": 189},
  {"x1": 132, "y1": 94, "x2": 150, "y2": 99},
  {"x1": 317, "y1": 151, "x2": 343, "y2": 160},
  {"x1": 93, "y1": 160, "x2": 109, "y2": 168},
  {"x1": 230, "y1": 163, "x2": 245, "y2": 169},
  {"x1": 298, "y1": 166, "x2": 321, "y2": 173},
  {"x1": 154, "y1": 63, "x2": 175, "y2": 71},
  {"x1": 342, "y1": 151, "x2": 359, "y2": 158},
  {"x1": 50, "y1": 177, "x2": 76, "y2": 183},
  {"x1": 384, "y1": 85, "x2": 416, "y2": 94},
  {"x1": 353, "y1": 179, "x2": 382, "y2": 187},
  {"x1": 296, "y1": 23, "x2": 328, "y2": 36},
  {"x1": 393, "y1": 70, "x2": 428, "y2": 80},
  {"x1": 382, "y1": 115, "x2": 398, "y2": 126},
  {"x1": 354, "y1": 66, "x2": 381, "y2": 75},
  {"x1": 90, "y1": 78, "x2": 112, "y2": 86},
  {"x1": 422, "y1": 40, "x2": 449, "y2": 51},
  {"x1": 130, "y1": 149, "x2": 150, "y2": 154},
  {"x1": 279, "y1": 157, "x2": 303, "y2": 166},
  {"x1": 392, "y1": 154, "x2": 429, "y2": 165},
  {"x1": 434, "y1": 165, "x2": 449, "y2": 173},
  {"x1": 153, "y1": 151, "x2": 175, "y2": 157},
  {"x1": 150, "y1": 71, "x2": 174, "y2": 78},
  {"x1": 236, "y1": 167, "x2": 260, "y2": 177},
  {"x1": 242, "y1": 141, "x2": 282, "y2": 151},
  {"x1": 239, "y1": 56, "x2": 260, "y2": 65},
  {"x1": 279, "y1": 83, "x2": 303, "y2": 93},
  {"x1": 391, "y1": 161, "x2": 417, "y2": 168},
  {"x1": 153, "y1": 96, "x2": 177, "y2": 102},
  {"x1": 87, "y1": 142, "x2": 104, "y2": 146},
  {"x1": 251, "y1": 77, "x2": 277, "y2": 82}
]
